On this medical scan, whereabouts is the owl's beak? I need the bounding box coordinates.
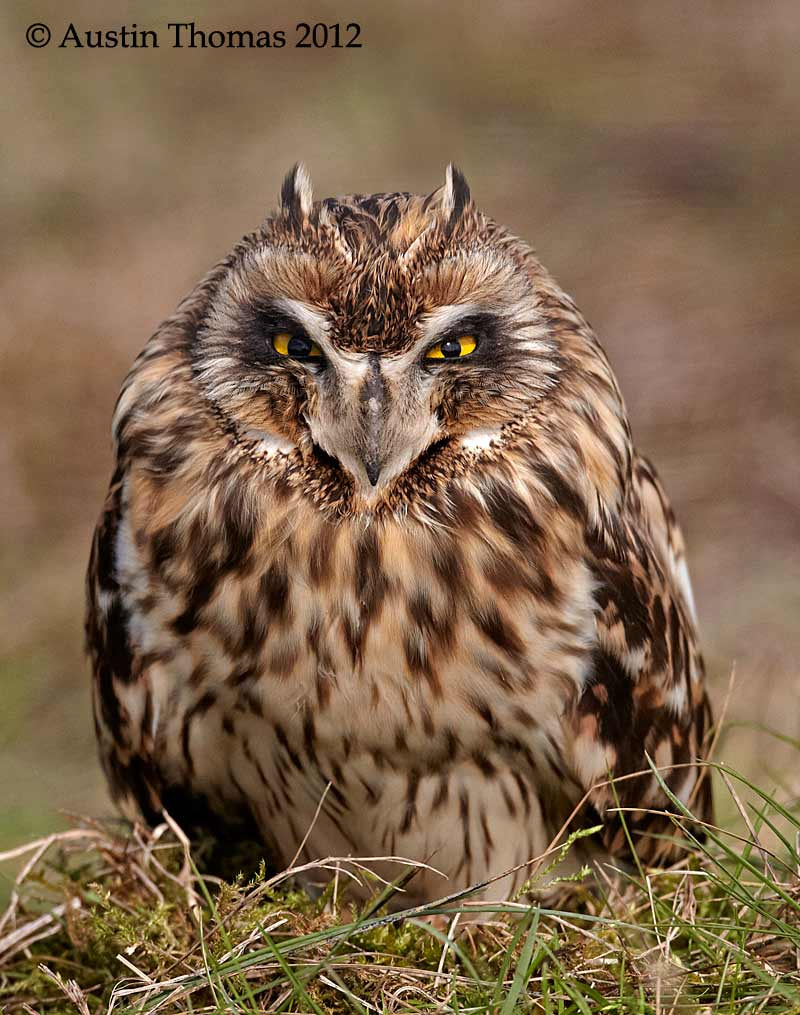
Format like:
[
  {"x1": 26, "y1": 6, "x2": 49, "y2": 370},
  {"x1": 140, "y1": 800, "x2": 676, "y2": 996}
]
[
  {"x1": 361, "y1": 357, "x2": 386, "y2": 487},
  {"x1": 364, "y1": 456, "x2": 381, "y2": 487}
]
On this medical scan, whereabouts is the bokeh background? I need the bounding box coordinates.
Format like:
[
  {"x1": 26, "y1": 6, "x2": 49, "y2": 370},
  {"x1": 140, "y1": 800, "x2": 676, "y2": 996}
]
[{"x1": 2, "y1": 0, "x2": 799, "y2": 858}]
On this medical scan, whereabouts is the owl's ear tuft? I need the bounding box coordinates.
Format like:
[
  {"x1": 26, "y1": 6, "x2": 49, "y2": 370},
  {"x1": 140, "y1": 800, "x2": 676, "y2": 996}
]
[
  {"x1": 438, "y1": 164, "x2": 472, "y2": 235},
  {"x1": 423, "y1": 164, "x2": 473, "y2": 231},
  {"x1": 280, "y1": 163, "x2": 313, "y2": 227}
]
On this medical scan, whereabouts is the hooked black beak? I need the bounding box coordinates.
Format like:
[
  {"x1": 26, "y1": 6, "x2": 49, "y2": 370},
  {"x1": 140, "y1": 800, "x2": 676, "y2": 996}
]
[{"x1": 364, "y1": 457, "x2": 381, "y2": 487}]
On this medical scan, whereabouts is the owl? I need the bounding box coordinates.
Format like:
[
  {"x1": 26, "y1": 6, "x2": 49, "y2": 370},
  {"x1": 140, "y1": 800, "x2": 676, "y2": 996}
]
[{"x1": 86, "y1": 165, "x2": 712, "y2": 905}]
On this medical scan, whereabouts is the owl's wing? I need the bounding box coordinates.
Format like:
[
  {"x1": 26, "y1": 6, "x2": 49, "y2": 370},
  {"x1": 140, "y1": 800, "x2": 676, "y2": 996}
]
[
  {"x1": 85, "y1": 461, "x2": 163, "y2": 822},
  {"x1": 631, "y1": 455, "x2": 698, "y2": 626},
  {"x1": 569, "y1": 453, "x2": 713, "y2": 864}
]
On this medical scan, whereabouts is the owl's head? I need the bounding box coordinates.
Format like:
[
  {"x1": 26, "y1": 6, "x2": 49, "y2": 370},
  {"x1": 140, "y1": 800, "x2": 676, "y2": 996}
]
[{"x1": 192, "y1": 165, "x2": 583, "y2": 509}]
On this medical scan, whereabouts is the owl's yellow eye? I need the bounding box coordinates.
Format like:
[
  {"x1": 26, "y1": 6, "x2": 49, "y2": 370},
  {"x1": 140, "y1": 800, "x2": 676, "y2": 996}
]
[
  {"x1": 425, "y1": 335, "x2": 478, "y2": 360},
  {"x1": 273, "y1": 331, "x2": 322, "y2": 359}
]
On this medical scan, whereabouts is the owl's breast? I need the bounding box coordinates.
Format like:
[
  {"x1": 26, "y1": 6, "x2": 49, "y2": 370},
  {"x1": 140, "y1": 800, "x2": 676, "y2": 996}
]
[{"x1": 112, "y1": 470, "x2": 596, "y2": 807}]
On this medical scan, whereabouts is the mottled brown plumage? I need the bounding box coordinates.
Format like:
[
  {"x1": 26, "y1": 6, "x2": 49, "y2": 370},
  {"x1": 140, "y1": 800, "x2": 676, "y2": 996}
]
[{"x1": 86, "y1": 165, "x2": 712, "y2": 904}]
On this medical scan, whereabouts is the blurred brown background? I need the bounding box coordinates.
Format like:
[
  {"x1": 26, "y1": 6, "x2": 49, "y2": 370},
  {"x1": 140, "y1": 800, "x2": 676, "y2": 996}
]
[{"x1": 1, "y1": 0, "x2": 799, "y2": 855}]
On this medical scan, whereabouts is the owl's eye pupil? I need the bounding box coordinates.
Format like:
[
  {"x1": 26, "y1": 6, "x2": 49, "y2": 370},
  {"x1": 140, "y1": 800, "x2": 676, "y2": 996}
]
[
  {"x1": 440, "y1": 339, "x2": 463, "y2": 358},
  {"x1": 287, "y1": 335, "x2": 312, "y2": 357}
]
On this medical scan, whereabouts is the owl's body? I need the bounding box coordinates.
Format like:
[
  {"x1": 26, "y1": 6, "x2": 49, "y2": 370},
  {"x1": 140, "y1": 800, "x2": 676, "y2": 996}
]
[{"x1": 87, "y1": 168, "x2": 711, "y2": 904}]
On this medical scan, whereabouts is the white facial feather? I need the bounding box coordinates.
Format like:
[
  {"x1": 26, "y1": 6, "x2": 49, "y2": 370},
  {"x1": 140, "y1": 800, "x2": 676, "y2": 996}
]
[
  {"x1": 418, "y1": 304, "x2": 478, "y2": 344},
  {"x1": 459, "y1": 425, "x2": 503, "y2": 451},
  {"x1": 242, "y1": 428, "x2": 297, "y2": 455},
  {"x1": 275, "y1": 297, "x2": 330, "y2": 344}
]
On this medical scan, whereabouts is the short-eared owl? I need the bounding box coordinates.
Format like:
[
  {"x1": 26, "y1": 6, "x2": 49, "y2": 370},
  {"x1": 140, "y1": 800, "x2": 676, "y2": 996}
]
[{"x1": 86, "y1": 165, "x2": 712, "y2": 904}]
